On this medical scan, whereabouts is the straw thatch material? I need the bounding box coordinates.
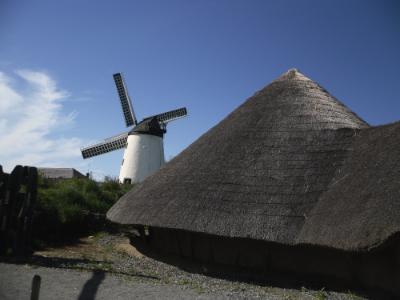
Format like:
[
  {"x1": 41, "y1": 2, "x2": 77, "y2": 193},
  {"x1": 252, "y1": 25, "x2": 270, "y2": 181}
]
[
  {"x1": 298, "y1": 121, "x2": 400, "y2": 250},
  {"x1": 106, "y1": 68, "x2": 399, "y2": 252}
]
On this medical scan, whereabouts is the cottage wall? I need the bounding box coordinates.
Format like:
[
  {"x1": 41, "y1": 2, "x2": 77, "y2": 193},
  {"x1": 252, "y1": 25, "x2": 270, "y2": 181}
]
[{"x1": 146, "y1": 227, "x2": 400, "y2": 296}]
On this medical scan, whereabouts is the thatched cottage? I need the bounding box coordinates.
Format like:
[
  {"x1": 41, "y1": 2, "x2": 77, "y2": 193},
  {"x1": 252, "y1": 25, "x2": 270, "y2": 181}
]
[{"x1": 107, "y1": 69, "x2": 400, "y2": 295}]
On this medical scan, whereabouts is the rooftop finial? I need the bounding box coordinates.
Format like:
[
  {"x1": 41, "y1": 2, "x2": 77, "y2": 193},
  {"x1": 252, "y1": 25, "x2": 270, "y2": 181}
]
[
  {"x1": 286, "y1": 68, "x2": 299, "y2": 79},
  {"x1": 274, "y1": 68, "x2": 311, "y2": 82}
]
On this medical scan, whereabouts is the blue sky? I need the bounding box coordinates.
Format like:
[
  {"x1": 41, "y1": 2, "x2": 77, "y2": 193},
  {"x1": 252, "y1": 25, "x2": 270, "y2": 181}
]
[{"x1": 0, "y1": 0, "x2": 399, "y2": 178}]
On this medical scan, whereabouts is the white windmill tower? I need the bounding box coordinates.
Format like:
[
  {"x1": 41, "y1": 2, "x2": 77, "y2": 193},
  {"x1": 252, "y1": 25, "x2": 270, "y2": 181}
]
[{"x1": 81, "y1": 73, "x2": 188, "y2": 184}]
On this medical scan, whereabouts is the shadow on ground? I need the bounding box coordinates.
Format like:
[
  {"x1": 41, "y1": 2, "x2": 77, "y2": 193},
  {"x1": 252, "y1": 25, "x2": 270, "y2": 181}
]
[
  {"x1": 0, "y1": 255, "x2": 158, "y2": 281},
  {"x1": 130, "y1": 236, "x2": 395, "y2": 300},
  {"x1": 78, "y1": 270, "x2": 106, "y2": 300}
]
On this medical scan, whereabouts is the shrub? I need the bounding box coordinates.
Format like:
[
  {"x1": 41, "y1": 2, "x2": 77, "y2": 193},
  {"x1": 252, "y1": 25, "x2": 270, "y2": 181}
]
[{"x1": 33, "y1": 176, "x2": 133, "y2": 243}]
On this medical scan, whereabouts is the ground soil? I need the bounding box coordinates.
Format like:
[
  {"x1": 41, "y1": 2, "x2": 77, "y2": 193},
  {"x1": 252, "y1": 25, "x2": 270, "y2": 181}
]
[{"x1": 0, "y1": 232, "x2": 373, "y2": 299}]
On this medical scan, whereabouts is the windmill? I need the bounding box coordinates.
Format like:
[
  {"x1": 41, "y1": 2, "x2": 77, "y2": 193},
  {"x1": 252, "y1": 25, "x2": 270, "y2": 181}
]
[{"x1": 81, "y1": 73, "x2": 188, "y2": 184}]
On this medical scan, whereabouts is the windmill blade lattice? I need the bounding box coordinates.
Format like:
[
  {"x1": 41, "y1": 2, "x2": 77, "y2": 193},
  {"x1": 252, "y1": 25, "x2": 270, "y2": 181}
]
[
  {"x1": 81, "y1": 132, "x2": 129, "y2": 159},
  {"x1": 113, "y1": 73, "x2": 137, "y2": 127},
  {"x1": 145, "y1": 107, "x2": 187, "y2": 124}
]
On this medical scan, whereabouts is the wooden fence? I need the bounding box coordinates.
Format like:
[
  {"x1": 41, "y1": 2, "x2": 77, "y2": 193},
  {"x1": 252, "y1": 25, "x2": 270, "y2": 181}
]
[{"x1": 0, "y1": 165, "x2": 38, "y2": 256}]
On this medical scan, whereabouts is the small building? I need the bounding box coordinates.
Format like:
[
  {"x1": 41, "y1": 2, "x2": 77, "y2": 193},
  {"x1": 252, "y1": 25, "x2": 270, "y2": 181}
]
[
  {"x1": 38, "y1": 168, "x2": 86, "y2": 180},
  {"x1": 107, "y1": 69, "x2": 400, "y2": 296}
]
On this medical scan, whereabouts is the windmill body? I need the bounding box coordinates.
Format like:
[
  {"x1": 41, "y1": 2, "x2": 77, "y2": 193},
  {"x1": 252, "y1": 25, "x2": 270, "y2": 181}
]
[
  {"x1": 119, "y1": 129, "x2": 165, "y2": 184},
  {"x1": 81, "y1": 73, "x2": 187, "y2": 184}
]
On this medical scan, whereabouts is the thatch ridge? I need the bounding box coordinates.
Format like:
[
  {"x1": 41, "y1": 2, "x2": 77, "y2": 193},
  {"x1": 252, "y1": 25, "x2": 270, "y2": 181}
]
[{"x1": 107, "y1": 69, "x2": 398, "y2": 251}]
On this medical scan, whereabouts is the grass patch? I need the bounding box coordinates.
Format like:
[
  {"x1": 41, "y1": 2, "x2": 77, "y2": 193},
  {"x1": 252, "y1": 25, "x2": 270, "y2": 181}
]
[
  {"x1": 313, "y1": 287, "x2": 328, "y2": 300},
  {"x1": 33, "y1": 176, "x2": 133, "y2": 245}
]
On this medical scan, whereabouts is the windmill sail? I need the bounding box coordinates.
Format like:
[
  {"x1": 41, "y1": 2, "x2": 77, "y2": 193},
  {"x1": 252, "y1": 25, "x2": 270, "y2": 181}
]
[
  {"x1": 82, "y1": 71, "x2": 188, "y2": 184},
  {"x1": 113, "y1": 73, "x2": 137, "y2": 127},
  {"x1": 81, "y1": 132, "x2": 129, "y2": 159},
  {"x1": 144, "y1": 107, "x2": 187, "y2": 124}
]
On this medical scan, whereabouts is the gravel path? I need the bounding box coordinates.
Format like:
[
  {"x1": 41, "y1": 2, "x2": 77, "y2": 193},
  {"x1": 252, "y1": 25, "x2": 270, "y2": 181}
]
[
  {"x1": 0, "y1": 262, "x2": 233, "y2": 300},
  {"x1": 0, "y1": 233, "x2": 369, "y2": 300},
  {"x1": 0, "y1": 262, "x2": 363, "y2": 300}
]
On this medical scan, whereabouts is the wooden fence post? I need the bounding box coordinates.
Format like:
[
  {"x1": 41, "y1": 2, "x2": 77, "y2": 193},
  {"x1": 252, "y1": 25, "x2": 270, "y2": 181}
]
[{"x1": 0, "y1": 165, "x2": 38, "y2": 256}]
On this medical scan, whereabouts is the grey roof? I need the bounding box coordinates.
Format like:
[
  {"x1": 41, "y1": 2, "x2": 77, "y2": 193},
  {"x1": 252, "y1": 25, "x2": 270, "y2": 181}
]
[
  {"x1": 107, "y1": 69, "x2": 399, "y2": 251},
  {"x1": 130, "y1": 117, "x2": 165, "y2": 137},
  {"x1": 38, "y1": 168, "x2": 85, "y2": 179}
]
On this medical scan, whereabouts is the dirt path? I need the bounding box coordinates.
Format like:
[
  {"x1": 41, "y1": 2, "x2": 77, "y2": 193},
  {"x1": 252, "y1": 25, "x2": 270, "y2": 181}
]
[
  {"x1": 0, "y1": 232, "x2": 368, "y2": 300},
  {"x1": 0, "y1": 262, "x2": 244, "y2": 300}
]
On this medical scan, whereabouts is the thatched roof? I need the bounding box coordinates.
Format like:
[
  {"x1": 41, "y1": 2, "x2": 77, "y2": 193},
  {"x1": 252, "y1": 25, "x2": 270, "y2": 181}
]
[
  {"x1": 298, "y1": 121, "x2": 400, "y2": 250},
  {"x1": 107, "y1": 69, "x2": 399, "y2": 251}
]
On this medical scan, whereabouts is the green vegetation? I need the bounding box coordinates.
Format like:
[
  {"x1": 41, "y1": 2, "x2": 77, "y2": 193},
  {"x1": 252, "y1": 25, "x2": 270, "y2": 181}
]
[
  {"x1": 33, "y1": 176, "x2": 132, "y2": 243},
  {"x1": 313, "y1": 288, "x2": 328, "y2": 300}
]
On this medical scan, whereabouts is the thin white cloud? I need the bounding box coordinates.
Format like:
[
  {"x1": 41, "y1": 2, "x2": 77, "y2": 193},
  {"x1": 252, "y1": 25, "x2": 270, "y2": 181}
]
[{"x1": 0, "y1": 69, "x2": 90, "y2": 173}]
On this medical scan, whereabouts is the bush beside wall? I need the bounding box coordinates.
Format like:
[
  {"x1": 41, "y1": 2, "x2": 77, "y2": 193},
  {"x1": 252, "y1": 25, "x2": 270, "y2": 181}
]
[{"x1": 33, "y1": 176, "x2": 132, "y2": 243}]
